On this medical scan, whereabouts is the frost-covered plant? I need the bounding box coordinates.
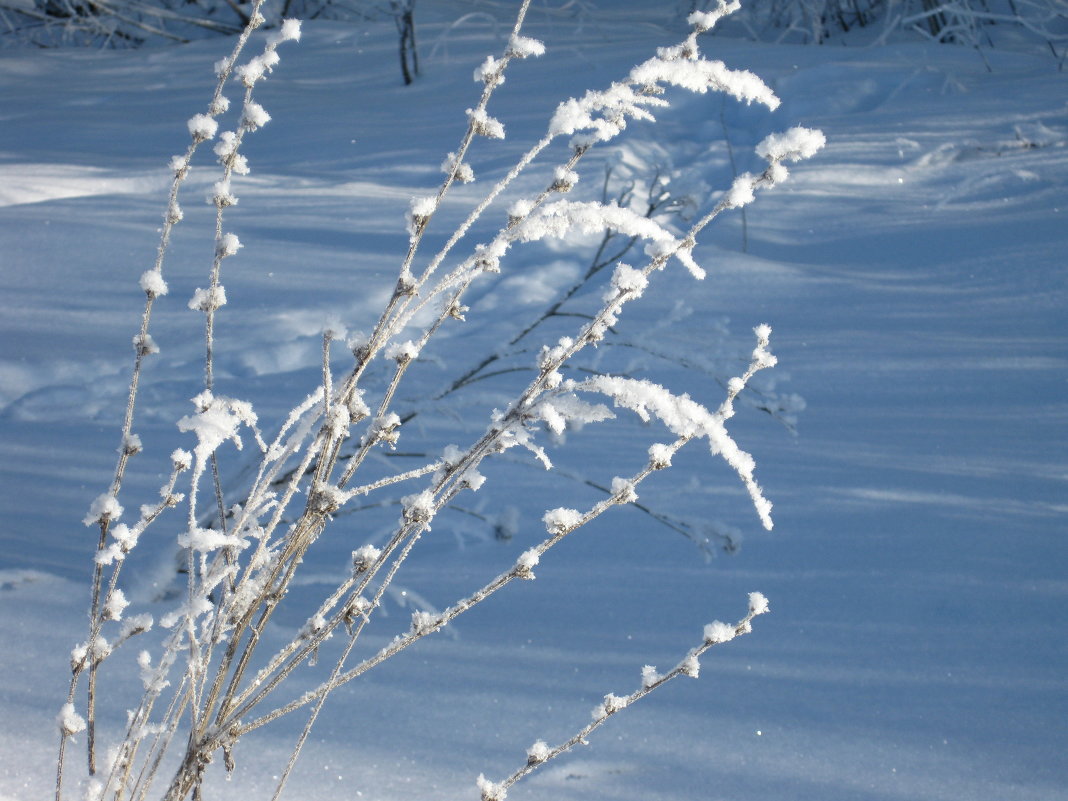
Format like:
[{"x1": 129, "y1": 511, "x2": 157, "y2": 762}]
[
  {"x1": 56, "y1": 2, "x2": 824, "y2": 801},
  {"x1": 697, "y1": 0, "x2": 1068, "y2": 55}
]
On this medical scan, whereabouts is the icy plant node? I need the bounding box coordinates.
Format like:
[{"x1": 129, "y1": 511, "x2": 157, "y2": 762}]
[{"x1": 526, "y1": 739, "x2": 551, "y2": 764}]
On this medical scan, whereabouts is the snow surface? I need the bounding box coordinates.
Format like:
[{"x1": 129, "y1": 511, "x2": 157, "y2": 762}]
[{"x1": 1, "y1": 3, "x2": 1066, "y2": 801}]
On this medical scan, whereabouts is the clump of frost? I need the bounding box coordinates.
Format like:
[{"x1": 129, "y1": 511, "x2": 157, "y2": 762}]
[
  {"x1": 217, "y1": 233, "x2": 242, "y2": 258},
  {"x1": 352, "y1": 544, "x2": 381, "y2": 574},
  {"x1": 679, "y1": 652, "x2": 700, "y2": 678},
  {"x1": 468, "y1": 108, "x2": 505, "y2": 139},
  {"x1": 441, "y1": 152, "x2": 474, "y2": 183},
  {"x1": 401, "y1": 490, "x2": 435, "y2": 524},
  {"x1": 236, "y1": 49, "x2": 280, "y2": 88},
  {"x1": 526, "y1": 740, "x2": 551, "y2": 764},
  {"x1": 187, "y1": 113, "x2": 218, "y2": 142},
  {"x1": 241, "y1": 101, "x2": 271, "y2": 131},
  {"x1": 611, "y1": 476, "x2": 638, "y2": 504},
  {"x1": 385, "y1": 339, "x2": 420, "y2": 364},
  {"x1": 133, "y1": 333, "x2": 159, "y2": 356},
  {"x1": 177, "y1": 526, "x2": 247, "y2": 554},
  {"x1": 704, "y1": 620, "x2": 736, "y2": 644},
  {"x1": 476, "y1": 774, "x2": 507, "y2": 801},
  {"x1": 725, "y1": 173, "x2": 757, "y2": 208},
  {"x1": 410, "y1": 610, "x2": 438, "y2": 635},
  {"x1": 648, "y1": 442, "x2": 673, "y2": 469},
  {"x1": 473, "y1": 55, "x2": 504, "y2": 85},
  {"x1": 543, "y1": 507, "x2": 582, "y2": 535},
  {"x1": 641, "y1": 664, "x2": 660, "y2": 689},
  {"x1": 139, "y1": 270, "x2": 168, "y2": 297},
  {"x1": 57, "y1": 703, "x2": 86, "y2": 737},
  {"x1": 211, "y1": 178, "x2": 237, "y2": 207},
  {"x1": 267, "y1": 18, "x2": 302, "y2": 46},
  {"x1": 209, "y1": 95, "x2": 230, "y2": 115},
  {"x1": 406, "y1": 195, "x2": 437, "y2": 238},
  {"x1": 188, "y1": 286, "x2": 227, "y2": 312},
  {"x1": 508, "y1": 34, "x2": 545, "y2": 58},
  {"x1": 749, "y1": 591, "x2": 770, "y2": 616},
  {"x1": 103, "y1": 588, "x2": 129, "y2": 621},
  {"x1": 83, "y1": 493, "x2": 122, "y2": 527},
  {"x1": 176, "y1": 391, "x2": 260, "y2": 470},
  {"x1": 515, "y1": 548, "x2": 540, "y2": 578},
  {"x1": 171, "y1": 449, "x2": 192, "y2": 470},
  {"x1": 756, "y1": 126, "x2": 826, "y2": 163},
  {"x1": 592, "y1": 693, "x2": 629, "y2": 720}
]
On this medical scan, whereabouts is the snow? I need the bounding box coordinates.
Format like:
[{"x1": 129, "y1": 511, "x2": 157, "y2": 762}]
[{"x1": 1, "y1": 4, "x2": 1066, "y2": 801}]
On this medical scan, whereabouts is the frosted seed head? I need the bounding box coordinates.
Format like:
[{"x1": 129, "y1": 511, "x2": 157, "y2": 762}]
[
  {"x1": 543, "y1": 507, "x2": 582, "y2": 535},
  {"x1": 401, "y1": 490, "x2": 435, "y2": 524},
  {"x1": 103, "y1": 588, "x2": 129, "y2": 621},
  {"x1": 241, "y1": 101, "x2": 271, "y2": 131},
  {"x1": 508, "y1": 35, "x2": 545, "y2": 59},
  {"x1": 209, "y1": 95, "x2": 230, "y2": 115},
  {"x1": 352, "y1": 544, "x2": 381, "y2": 574},
  {"x1": 278, "y1": 18, "x2": 302, "y2": 42},
  {"x1": 385, "y1": 339, "x2": 420, "y2": 365},
  {"x1": 217, "y1": 233, "x2": 242, "y2": 258},
  {"x1": 609, "y1": 263, "x2": 648, "y2": 298},
  {"x1": 641, "y1": 664, "x2": 660, "y2": 689},
  {"x1": 57, "y1": 703, "x2": 87, "y2": 737},
  {"x1": 756, "y1": 126, "x2": 826, "y2": 164},
  {"x1": 550, "y1": 166, "x2": 578, "y2": 193},
  {"x1": 308, "y1": 482, "x2": 345, "y2": 516},
  {"x1": 725, "y1": 173, "x2": 757, "y2": 208},
  {"x1": 84, "y1": 493, "x2": 123, "y2": 528},
  {"x1": 187, "y1": 113, "x2": 218, "y2": 143},
  {"x1": 476, "y1": 774, "x2": 506, "y2": 801},
  {"x1": 406, "y1": 196, "x2": 436, "y2": 238},
  {"x1": 648, "y1": 443, "x2": 673, "y2": 470},
  {"x1": 704, "y1": 620, "x2": 736, "y2": 644},
  {"x1": 467, "y1": 108, "x2": 505, "y2": 139},
  {"x1": 593, "y1": 693, "x2": 628, "y2": 720},
  {"x1": 679, "y1": 652, "x2": 700, "y2": 678},
  {"x1": 611, "y1": 476, "x2": 638, "y2": 504},
  {"x1": 132, "y1": 333, "x2": 158, "y2": 357},
  {"x1": 748, "y1": 591, "x2": 770, "y2": 616},
  {"x1": 188, "y1": 286, "x2": 227, "y2": 313},
  {"x1": 165, "y1": 200, "x2": 183, "y2": 225},
  {"x1": 526, "y1": 740, "x2": 551, "y2": 764},
  {"x1": 473, "y1": 55, "x2": 504, "y2": 86},
  {"x1": 230, "y1": 154, "x2": 250, "y2": 176},
  {"x1": 369, "y1": 413, "x2": 401, "y2": 448},
  {"x1": 515, "y1": 548, "x2": 540, "y2": 579},
  {"x1": 506, "y1": 198, "x2": 534, "y2": 226},
  {"x1": 346, "y1": 389, "x2": 370, "y2": 422},
  {"x1": 441, "y1": 152, "x2": 474, "y2": 184},
  {"x1": 211, "y1": 178, "x2": 237, "y2": 208},
  {"x1": 410, "y1": 610, "x2": 437, "y2": 635},
  {"x1": 214, "y1": 130, "x2": 238, "y2": 158},
  {"x1": 140, "y1": 270, "x2": 168, "y2": 298}
]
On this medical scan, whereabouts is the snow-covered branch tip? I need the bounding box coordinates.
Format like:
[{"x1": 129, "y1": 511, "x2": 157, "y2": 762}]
[{"x1": 477, "y1": 592, "x2": 771, "y2": 798}]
